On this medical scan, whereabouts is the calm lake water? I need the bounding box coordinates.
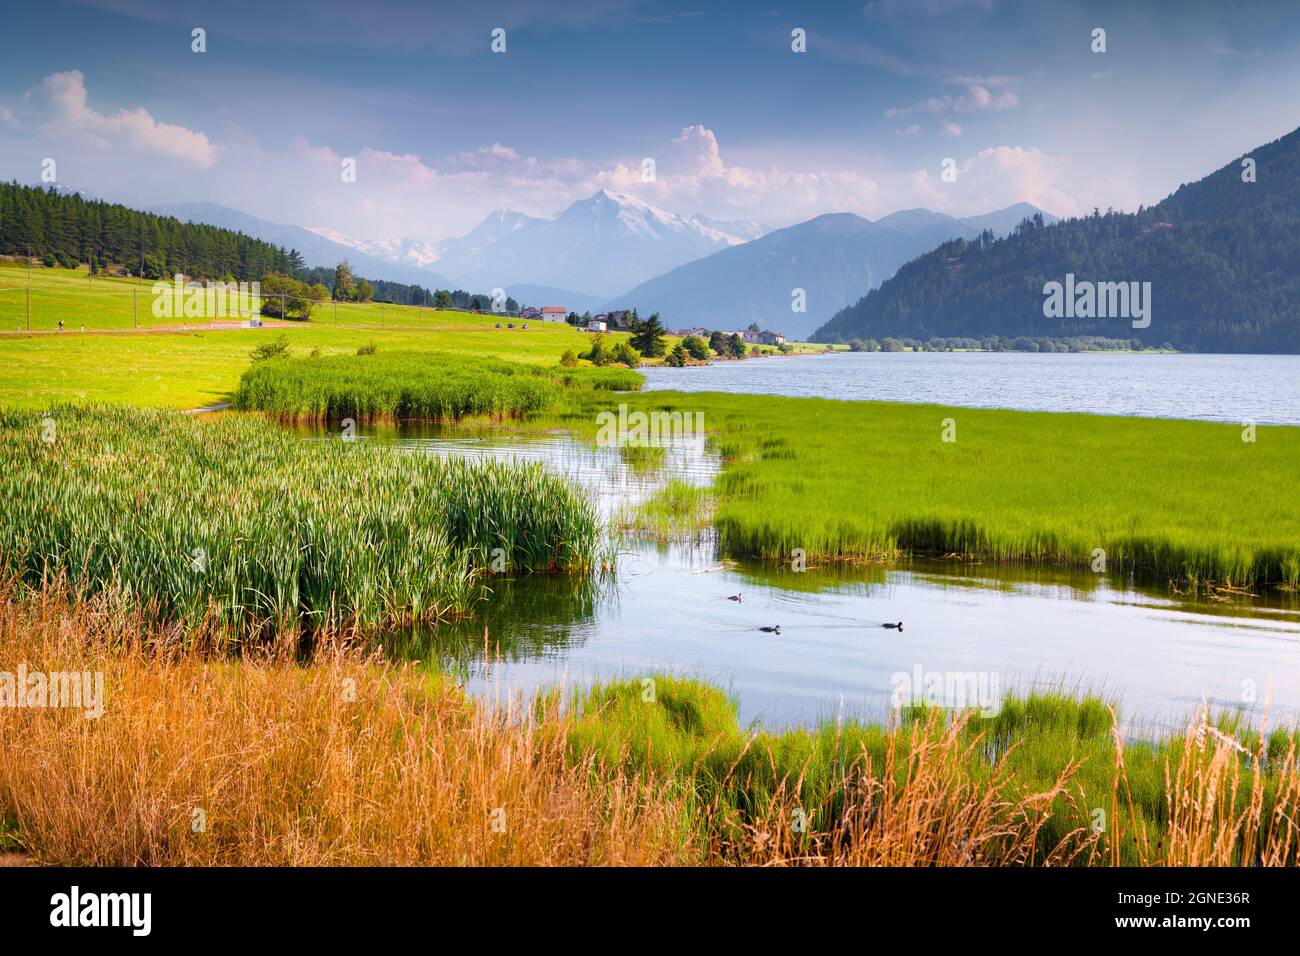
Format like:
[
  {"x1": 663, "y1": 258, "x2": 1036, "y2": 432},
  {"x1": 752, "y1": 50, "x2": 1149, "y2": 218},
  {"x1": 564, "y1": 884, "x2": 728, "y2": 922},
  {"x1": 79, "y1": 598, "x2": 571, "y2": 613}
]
[
  {"x1": 305, "y1": 423, "x2": 1300, "y2": 734},
  {"x1": 640, "y1": 352, "x2": 1300, "y2": 425}
]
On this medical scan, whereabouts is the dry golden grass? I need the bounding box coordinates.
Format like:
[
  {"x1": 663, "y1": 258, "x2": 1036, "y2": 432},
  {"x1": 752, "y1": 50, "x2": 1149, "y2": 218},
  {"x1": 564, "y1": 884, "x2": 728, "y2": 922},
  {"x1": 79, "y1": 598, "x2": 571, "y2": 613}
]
[
  {"x1": 703, "y1": 717, "x2": 1097, "y2": 867},
  {"x1": 0, "y1": 584, "x2": 689, "y2": 866},
  {"x1": 1112, "y1": 708, "x2": 1300, "y2": 867},
  {"x1": 1, "y1": 583, "x2": 1296, "y2": 867}
]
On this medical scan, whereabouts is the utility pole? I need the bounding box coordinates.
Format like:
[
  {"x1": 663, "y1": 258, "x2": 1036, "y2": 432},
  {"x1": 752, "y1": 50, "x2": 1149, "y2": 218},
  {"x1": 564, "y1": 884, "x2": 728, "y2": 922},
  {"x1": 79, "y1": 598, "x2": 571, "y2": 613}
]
[
  {"x1": 133, "y1": 287, "x2": 137, "y2": 329},
  {"x1": 25, "y1": 245, "x2": 30, "y2": 331}
]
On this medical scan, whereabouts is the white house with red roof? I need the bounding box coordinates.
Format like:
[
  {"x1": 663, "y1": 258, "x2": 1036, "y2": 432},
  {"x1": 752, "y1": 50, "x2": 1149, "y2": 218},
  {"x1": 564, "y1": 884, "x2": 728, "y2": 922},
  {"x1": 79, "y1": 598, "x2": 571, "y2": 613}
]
[{"x1": 540, "y1": 306, "x2": 568, "y2": 322}]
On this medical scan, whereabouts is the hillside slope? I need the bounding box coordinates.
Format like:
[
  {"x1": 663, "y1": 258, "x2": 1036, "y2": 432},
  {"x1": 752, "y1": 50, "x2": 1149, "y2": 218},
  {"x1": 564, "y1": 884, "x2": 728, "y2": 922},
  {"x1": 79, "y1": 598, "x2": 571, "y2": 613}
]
[
  {"x1": 814, "y1": 128, "x2": 1300, "y2": 352},
  {"x1": 610, "y1": 204, "x2": 1054, "y2": 338}
]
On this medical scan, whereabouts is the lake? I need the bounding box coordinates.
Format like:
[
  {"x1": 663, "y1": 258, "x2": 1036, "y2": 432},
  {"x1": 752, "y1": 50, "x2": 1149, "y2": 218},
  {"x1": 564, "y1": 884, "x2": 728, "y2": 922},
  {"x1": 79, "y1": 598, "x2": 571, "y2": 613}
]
[
  {"x1": 306, "y1": 422, "x2": 1300, "y2": 734},
  {"x1": 639, "y1": 352, "x2": 1300, "y2": 425}
]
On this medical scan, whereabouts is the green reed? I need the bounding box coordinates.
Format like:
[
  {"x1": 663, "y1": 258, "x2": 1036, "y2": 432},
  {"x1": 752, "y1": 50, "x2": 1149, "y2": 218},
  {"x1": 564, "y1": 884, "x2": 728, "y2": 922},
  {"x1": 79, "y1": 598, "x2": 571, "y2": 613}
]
[
  {"x1": 0, "y1": 407, "x2": 604, "y2": 637},
  {"x1": 234, "y1": 350, "x2": 641, "y2": 422}
]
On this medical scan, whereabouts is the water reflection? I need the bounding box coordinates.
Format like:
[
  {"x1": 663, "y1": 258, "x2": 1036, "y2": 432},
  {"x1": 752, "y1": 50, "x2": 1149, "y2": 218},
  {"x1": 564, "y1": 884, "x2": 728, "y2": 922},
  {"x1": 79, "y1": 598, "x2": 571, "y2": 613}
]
[{"x1": 297, "y1": 420, "x2": 1300, "y2": 731}]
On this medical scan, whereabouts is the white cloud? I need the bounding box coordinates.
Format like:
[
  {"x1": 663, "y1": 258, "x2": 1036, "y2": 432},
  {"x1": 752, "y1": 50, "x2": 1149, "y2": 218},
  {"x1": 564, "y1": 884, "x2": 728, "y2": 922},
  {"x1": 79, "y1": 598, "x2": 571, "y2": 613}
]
[
  {"x1": 908, "y1": 145, "x2": 1141, "y2": 219},
  {"x1": 592, "y1": 125, "x2": 880, "y2": 225},
  {"x1": 20, "y1": 70, "x2": 217, "y2": 168},
  {"x1": 885, "y1": 75, "x2": 1020, "y2": 117},
  {"x1": 941, "y1": 121, "x2": 962, "y2": 137}
]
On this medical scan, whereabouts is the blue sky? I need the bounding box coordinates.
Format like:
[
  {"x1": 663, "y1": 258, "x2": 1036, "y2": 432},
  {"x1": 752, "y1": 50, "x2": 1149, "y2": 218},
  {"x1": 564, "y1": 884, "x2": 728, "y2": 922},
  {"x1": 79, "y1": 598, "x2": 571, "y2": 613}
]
[{"x1": 2, "y1": 0, "x2": 1298, "y2": 241}]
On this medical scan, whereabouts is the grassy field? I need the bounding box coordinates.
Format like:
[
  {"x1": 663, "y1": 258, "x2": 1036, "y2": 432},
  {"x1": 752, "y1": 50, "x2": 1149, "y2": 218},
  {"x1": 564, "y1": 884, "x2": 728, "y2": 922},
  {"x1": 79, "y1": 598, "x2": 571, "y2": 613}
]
[
  {"x1": 0, "y1": 260, "x2": 538, "y2": 333},
  {"x1": 7, "y1": 316, "x2": 1291, "y2": 587},
  {"x1": 586, "y1": 391, "x2": 1300, "y2": 588},
  {"x1": 0, "y1": 260, "x2": 622, "y2": 409},
  {"x1": 2, "y1": 584, "x2": 1296, "y2": 866},
  {"x1": 0, "y1": 322, "x2": 608, "y2": 409},
  {"x1": 0, "y1": 261, "x2": 830, "y2": 409},
  {"x1": 0, "y1": 407, "x2": 604, "y2": 636}
]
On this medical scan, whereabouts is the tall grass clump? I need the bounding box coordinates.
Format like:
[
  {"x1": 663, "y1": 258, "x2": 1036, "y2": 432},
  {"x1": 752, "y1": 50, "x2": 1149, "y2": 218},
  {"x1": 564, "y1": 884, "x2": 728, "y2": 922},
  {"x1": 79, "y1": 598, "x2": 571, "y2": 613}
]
[
  {"x1": 0, "y1": 407, "x2": 604, "y2": 637},
  {"x1": 547, "y1": 364, "x2": 643, "y2": 392},
  {"x1": 234, "y1": 350, "x2": 641, "y2": 422},
  {"x1": 560, "y1": 678, "x2": 1300, "y2": 866}
]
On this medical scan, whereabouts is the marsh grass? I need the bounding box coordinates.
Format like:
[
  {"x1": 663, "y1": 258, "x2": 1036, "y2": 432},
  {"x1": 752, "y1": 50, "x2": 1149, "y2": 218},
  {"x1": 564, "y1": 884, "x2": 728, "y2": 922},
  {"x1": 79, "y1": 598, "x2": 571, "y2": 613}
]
[
  {"x1": 0, "y1": 407, "x2": 604, "y2": 637},
  {"x1": 559, "y1": 675, "x2": 1300, "y2": 865},
  {"x1": 572, "y1": 392, "x2": 1300, "y2": 588},
  {"x1": 620, "y1": 478, "x2": 716, "y2": 541},
  {"x1": 234, "y1": 350, "x2": 642, "y2": 422}
]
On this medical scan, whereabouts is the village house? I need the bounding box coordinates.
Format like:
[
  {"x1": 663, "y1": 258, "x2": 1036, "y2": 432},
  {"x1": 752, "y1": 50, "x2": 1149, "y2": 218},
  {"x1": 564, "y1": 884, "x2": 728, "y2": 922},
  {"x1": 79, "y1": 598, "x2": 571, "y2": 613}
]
[
  {"x1": 519, "y1": 306, "x2": 542, "y2": 320},
  {"x1": 757, "y1": 330, "x2": 786, "y2": 346},
  {"x1": 586, "y1": 319, "x2": 608, "y2": 332},
  {"x1": 668, "y1": 327, "x2": 709, "y2": 338},
  {"x1": 540, "y1": 306, "x2": 567, "y2": 322}
]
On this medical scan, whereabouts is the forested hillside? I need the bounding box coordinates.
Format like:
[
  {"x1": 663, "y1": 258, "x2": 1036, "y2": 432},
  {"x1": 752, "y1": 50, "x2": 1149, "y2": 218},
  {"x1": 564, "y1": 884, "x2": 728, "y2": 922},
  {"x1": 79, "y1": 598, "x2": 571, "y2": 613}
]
[
  {"x1": 814, "y1": 128, "x2": 1300, "y2": 352},
  {"x1": 0, "y1": 182, "x2": 298, "y2": 280}
]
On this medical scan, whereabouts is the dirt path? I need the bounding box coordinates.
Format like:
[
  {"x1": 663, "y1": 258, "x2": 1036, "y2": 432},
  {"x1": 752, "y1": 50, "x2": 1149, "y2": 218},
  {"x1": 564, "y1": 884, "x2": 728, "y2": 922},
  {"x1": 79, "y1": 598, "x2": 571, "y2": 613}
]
[{"x1": 0, "y1": 320, "x2": 285, "y2": 336}]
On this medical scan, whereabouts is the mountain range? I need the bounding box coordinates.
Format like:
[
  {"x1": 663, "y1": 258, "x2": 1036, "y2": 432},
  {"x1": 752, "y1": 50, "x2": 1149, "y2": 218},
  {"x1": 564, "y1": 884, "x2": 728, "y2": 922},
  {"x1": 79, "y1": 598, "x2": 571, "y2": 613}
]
[
  {"x1": 606, "y1": 202, "x2": 1056, "y2": 338},
  {"x1": 813, "y1": 126, "x2": 1300, "y2": 352},
  {"x1": 146, "y1": 202, "x2": 456, "y2": 289},
  {"x1": 420, "y1": 190, "x2": 750, "y2": 297},
  {"x1": 148, "y1": 192, "x2": 1053, "y2": 336}
]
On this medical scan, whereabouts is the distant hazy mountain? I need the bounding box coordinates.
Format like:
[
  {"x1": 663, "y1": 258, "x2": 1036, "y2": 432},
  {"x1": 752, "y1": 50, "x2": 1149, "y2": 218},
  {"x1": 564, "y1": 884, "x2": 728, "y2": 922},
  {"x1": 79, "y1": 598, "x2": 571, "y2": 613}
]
[
  {"x1": 146, "y1": 202, "x2": 454, "y2": 288},
  {"x1": 958, "y1": 202, "x2": 1058, "y2": 238},
  {"x1": 813, "y1": 126, "x2": 1300, "y2": 352},
  {"x1": 434, "y1": 209, "x2": 539, "y2": 262},
  {"x1": 608, "y1": 203, "x2": 1056, "y2": 338},
  {"x1": 433, "y1": 190, "x2": 744, "y2": 297},
  {"x1": 307, "y1": 228, "x2": 443, "y2": 269},
  {"x1": 309, "y1": 209, "x2": 540, "y2": 274}
]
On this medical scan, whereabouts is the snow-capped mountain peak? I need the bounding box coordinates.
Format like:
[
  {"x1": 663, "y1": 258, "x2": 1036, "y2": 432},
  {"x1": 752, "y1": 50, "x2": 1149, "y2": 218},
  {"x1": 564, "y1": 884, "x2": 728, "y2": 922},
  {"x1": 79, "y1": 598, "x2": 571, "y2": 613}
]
[{"x1": 304, "y1": 227, "x2": 444, "y2": 268}]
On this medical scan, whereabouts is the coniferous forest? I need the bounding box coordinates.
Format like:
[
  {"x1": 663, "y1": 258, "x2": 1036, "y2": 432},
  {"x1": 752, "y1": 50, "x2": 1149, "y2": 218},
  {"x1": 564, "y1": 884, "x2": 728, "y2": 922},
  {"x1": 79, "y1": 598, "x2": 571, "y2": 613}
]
[{"x1": 0, "y1": 181, "x2": 299, "y2": 280}]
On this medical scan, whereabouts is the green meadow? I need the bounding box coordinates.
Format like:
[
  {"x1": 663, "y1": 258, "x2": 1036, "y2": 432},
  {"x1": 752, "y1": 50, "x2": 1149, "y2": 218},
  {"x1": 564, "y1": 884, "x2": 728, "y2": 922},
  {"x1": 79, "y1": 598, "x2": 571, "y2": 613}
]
[
  {"x1": 0, "y1": 260, "x2": 539, "y2": 333},
  {"x1": 546, "y1": 389, "x2": 1300, "y2": 588},
  {"x1": 0, "y1": 316, "x2": 606, "y2": 410}
]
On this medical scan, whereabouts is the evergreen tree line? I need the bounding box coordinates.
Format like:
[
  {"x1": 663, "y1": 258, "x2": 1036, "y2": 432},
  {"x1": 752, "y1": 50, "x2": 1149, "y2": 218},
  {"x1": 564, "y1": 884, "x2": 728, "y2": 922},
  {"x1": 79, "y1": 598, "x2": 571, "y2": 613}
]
[
  {"x1": 299, "y1": 265, "x2": 519, "y2": 311},
  {"x1": 0, "y1": 182, "x2": 297, "y2": 280}
]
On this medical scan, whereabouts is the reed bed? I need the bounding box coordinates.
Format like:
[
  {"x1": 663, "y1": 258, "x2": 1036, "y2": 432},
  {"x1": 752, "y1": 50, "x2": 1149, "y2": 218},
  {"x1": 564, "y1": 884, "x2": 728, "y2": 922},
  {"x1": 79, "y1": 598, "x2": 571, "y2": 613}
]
[
  {"x1": 574, "y1": 392, "x2": 1300, "y2": 588},
  {"x1": 562, "y1": 675, "x2": 1300, "y2": 866},
  {"x1": 1, "y1": 586, "x2": 1295, "y2": 866},
  {"x1": 234, "y1": 350, "x2": 641, "y2": 422},
  {"x1": 0, "y1": 407, "x2": 603, "y2": 636}
]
